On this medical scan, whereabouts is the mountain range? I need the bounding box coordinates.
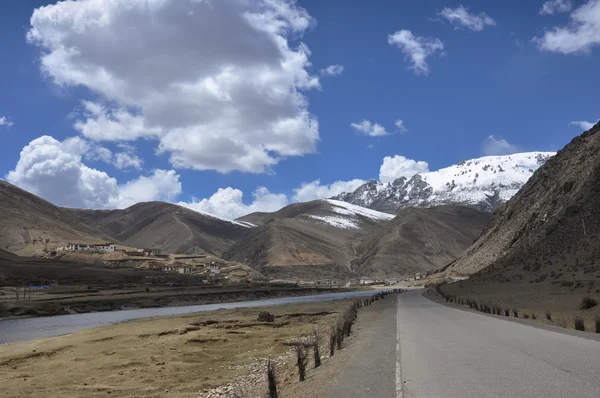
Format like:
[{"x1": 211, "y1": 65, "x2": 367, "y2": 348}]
[
  {"x1": 1, "y1": 149, "x2": 564, "y2": 280},
  {"x1": 333, "y1": 152, "x2": 555, "y2": 213}
]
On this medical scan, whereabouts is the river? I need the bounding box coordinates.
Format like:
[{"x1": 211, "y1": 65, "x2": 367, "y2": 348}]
[{"x1": 0, "y1": 289, "x2": 379, "y2": 344}]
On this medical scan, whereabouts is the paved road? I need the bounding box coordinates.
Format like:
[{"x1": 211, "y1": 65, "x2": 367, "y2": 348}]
[{"x1": 332, "y1": 290, "x2": 600, "y2": 398}]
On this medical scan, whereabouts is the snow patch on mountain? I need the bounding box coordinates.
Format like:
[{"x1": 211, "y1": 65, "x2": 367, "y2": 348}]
[
  {"x1": 309, "y1": 215, "x2": 360, "y2": 229},
  {"x1": 326, "y1": 199, "x2": 395, "y2": 221},
  {"x1": 333, "y1": 152, "x2": 555, "y2": 213}
]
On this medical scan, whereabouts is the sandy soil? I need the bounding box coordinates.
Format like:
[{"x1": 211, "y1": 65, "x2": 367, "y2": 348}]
[{"x1": 0, "y1": 299, "x2": 353, "y2": 397}]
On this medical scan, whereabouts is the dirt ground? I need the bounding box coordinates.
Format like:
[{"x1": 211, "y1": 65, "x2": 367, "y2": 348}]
[
  {"x1": 439, "y1": 281, "x2": 600, "y2": 332},
  {"x1": 0, "y1": 299, "x2": 354, "y2": 397}
]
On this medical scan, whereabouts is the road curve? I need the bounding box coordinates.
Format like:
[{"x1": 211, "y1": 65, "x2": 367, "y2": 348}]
[{"x1": 332, "y1": 290, "x2": 600, "y2": 397}]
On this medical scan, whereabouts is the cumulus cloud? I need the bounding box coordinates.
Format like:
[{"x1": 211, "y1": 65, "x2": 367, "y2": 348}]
[
  {"x1": 292, "y1": 179, "x2": 365, "y2": 202},
  {"x1": 0, "y1": 116, "x2": 13, "y2": 127},
  {"x1": 535, "y1": 0, "x2": 600, "y2": 54},
  {"x1": 351, "y1": 120, "x2": 390, "y2": 137},
  {"x1": 28, "y1": 0, "x2": 320, "y2": 174},
  {"x1": 437, "y1": 5, "x2": 496, "y2": 31},
  {"x1": 388, "y1": 30, "x2": 444, "y2": 75},
  {"x1": 117, "y1": 170, "x2": 181, "y2": 208},
  {"x1": 540, "y1": 0, "x2": 572, "y2": 15},
  {"x1": 6, "y1": 135, "x2": 180, "y2": 209},
  {"x1": 379, "y1": 155, "x2": 429, "y2": 183},
  {"x1": 570, "y1": 120, "x2": 597, "y2": 130},
  {"x1": 179, "y1": 187, "x2": 289, "y2": 220},
  {"x1": 481, "y1": 135, "x2": 521, "y2": 156},
  {"x1": 320, "y1": 64, "x2": 344, "y2": 76},
  {"x1": 394, "y1": 119, "x2": 408, "y2": 133}
]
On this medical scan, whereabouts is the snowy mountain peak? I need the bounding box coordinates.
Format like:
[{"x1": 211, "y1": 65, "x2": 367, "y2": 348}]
[{"x1": 334, "y1": 152, "x2": 555, "y2": 213}]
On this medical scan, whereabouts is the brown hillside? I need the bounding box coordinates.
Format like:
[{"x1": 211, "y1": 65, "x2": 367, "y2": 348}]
[
  {"x1": 0, "y1": 180, "x2": 109, "y2": 255},
  {"x1": 353, "y1": 206, "x2": 490, "y2": 278},
  {"x1": 66, "y1": 202, "x2": 247, "y2": 256},
  {"x1": 224, "y1": 200, "x2": 393, "y2": 279},
  {"x1": 439, "y1": 123, "x2": 600, "y2": 313}
]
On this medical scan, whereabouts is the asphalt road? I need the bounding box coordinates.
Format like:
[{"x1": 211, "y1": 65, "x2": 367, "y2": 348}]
[{"x1": 331, "y1": 290, "x2": 600, "y2": 398}]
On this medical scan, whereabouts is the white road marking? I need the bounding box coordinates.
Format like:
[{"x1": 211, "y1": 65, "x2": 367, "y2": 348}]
[{"x1": 396, "y1": 297, "x2": 403, "y2": 398}]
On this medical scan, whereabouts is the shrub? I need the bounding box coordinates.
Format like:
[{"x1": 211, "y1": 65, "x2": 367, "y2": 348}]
[
  {"x1": 531, "y1": 313, "x2": 537, "y2": 320},
  {"x1": 595, "y1": 315, "x2": 600, "y2": 334},
  {"x1": 523, "y1": 313, "x2": 530, "y2": 319},
  {"x1": 579, "y1": 297, "x2": 598, "y2": 310},
  {"x1": 545, "y1": 311, "x2": 552, "y2": 320},
  {"x1": 504, "y1": 309, "x2": 510, "y2": 317},
  {"x1": 312, "y1": 328, "x2": 321, "y2": 368},
  {"x1": 267, "y1": 358, "x2": 278, "y2": 398},
  {"x1": 257, "y1": 311, "x2": 275, "y2": 322},
  {"x1": 512, "y1": 309, "x2": 519, "y2": 317},
  {"x1": 329, "y1": 326, "x2": 336, "y2": 357},
  {"x1": 574, "y1": 316, "x2": 585, "y2": 331},
  {"x1": 294, "y1": 345, "x2": 308, "y2": 382}
]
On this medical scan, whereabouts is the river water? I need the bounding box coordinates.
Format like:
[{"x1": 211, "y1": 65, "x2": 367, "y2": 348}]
[{"x1": 0, "y1": 290, "x2": 378, "y2": 344}]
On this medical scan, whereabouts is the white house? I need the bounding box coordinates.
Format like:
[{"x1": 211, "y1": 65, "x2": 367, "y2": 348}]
[{"x1": 61, "y1": 243, "x2": 115, "y2": 253}]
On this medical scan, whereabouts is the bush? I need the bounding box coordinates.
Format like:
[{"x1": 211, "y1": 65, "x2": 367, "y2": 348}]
[
  {"x1": 574, "y1": 316, "x2": 585, "y2": 331},
  {"x1": 257, "y1": 311, "x2": 275, "y2": 322},
  {"x1": 523, "y1": 313, "x2": 530, "y2": 319},
  {"x1": 267, "y1": 358, "x2": 278, "y2": 398},
  {"x1": 312, "y1": 328, "x2": 321, "y2": 368},
  {"x1": 531, "y1": 313, "x2": 537, "y2": 320},
  {"x1": 329, "y1": 325, "x2": 336, "y2": 357},
  {"x1": 545, "y1": 311, "x2": 552, "y2": 320},
  {"x1": 294, "y1": 345, "x2": 308, "y2": 382},
  {"x1": 579, "y1": 297, "x2": 598, "y2": 310},
  {"x1": 512, "y1": 309, "x2": 519, "y2": 317},
  {"x1": 595, "y1": 315, "x2": 600, "y2": 334}
]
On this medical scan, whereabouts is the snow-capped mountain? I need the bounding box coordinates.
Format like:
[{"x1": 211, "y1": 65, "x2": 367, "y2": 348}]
[{"x1": 334, "y1": 152, "x2": 556, "y2": 213}]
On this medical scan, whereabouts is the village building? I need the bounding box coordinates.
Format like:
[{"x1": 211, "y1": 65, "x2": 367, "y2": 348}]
[{"x1": 61, "y1": 243, "x2": 115, "y2": 253}]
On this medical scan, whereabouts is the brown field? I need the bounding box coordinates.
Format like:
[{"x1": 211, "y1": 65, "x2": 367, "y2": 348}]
[{"x1": 0, "y1": 299, "x2": 353, "y2": 397}]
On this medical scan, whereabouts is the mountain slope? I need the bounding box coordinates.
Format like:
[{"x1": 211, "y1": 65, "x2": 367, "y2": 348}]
[
  {"x1": 224, "y1": 200, "x2": 395, "y2": 279},
  {"x1": 442, "y1": 122, "x2": 600, "y2": 283},
  {"x1": 66, "y1": 202, "x2": 248, "y2": 256},
  {"x1": 0, "y1": 180, "x2": 109, "y2": 255},
  {"x1": 334, "y1": 152, "x2": 555, "y2": 213},
  {"x1": 353, "y1": 206, "x2": 491, "y2": 278}
]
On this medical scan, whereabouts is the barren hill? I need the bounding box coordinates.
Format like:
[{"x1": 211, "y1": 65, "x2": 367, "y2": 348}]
[
  {"x1": 66, "y1": 202, "x2": 248, "y2": 256},
  {"x1": 0, "y1": 180, "x2": 109, "y2": 255},
  {"x1": 224, "y1": 200, "x2": 395, "y2": 279},
  {"x1": 443, "y1": 122, "x2": 600, "y2": 280},
  {"x1": 353, "y1": 206, "x2": 490, "y2": 278}
]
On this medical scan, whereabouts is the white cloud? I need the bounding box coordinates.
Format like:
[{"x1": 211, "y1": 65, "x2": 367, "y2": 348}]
[
  {"x1": 0, "y1": 116, "x2": 14, "y2": 127},
  {"x1": 179, "y1": 187, "x2": 289, "y2": 220},
  {"x1": 292, "y1": 179, "x2": 366, "y2": 202},
  {"x1": 28, "y1": 0, "x2": 320, "y2": 174},
  {"x1": 113, "y1": 152, "x2": 143, "y2": 170},
  {"x1": 535, "y1": 0, "x2": 600, "y2": 54},
  {"x1": 379, "y1": 155, "x2": 429, "y2": 183},
  {"x1": 117, "y1": 170, "x2": 181, "y2": 208},
  {"x1": 481, "y1": 135, "x2": 521, "y2": 156},
  {"x1": 540, "y1": 0, "x2": 572, "y2": 15},
  {"x1": 438, "y1": 5, "x2": 496, "y2": 31},
  {"x1": 388, "y1": 30, "x2": 444, "y2": 75},
  {"x1": 570, "y1": 120, "x2": 596, "y2": 130},
  {"x1": 6, "y1": 135, "x2": 180, "y2": 209},
  {"x1": 351, "y1": 120, "x2": 390, "y2": 137},
  {"x1": 320, "y1": 64, "x2": 344, "y2": 76},
  {"x1": 394, "y1": 119, "x2": 408, "y2": 133}
]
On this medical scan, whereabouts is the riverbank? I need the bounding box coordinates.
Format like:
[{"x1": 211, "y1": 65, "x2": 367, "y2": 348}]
[
  {"x1": 0, "y1": 285, "x2": 359, "y2": 319},
  {"x1": 0, "y1": 299, "x2": 352, "y2": 397}
]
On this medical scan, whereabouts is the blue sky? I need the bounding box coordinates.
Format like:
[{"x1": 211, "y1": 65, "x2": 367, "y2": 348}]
[{"x1": 0, "y1": 0, "x2": 598, "y2": 219}]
